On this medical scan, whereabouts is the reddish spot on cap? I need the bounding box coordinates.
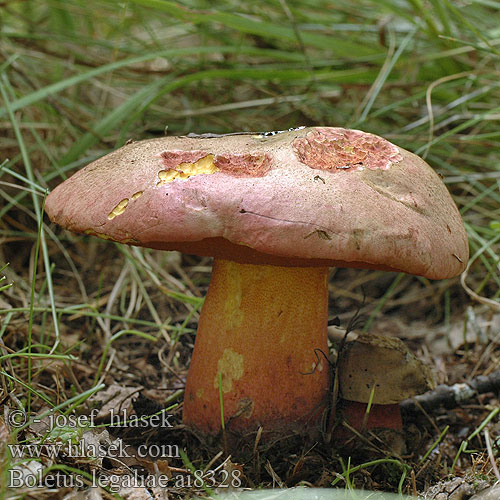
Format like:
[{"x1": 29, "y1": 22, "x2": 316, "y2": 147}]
[
  {"x1": 293, "y1": 127, "x2": 403, "y2": 172},
  {"x1": 160, "y1": 150, "x2": 208, "y2": 168},
  {"x1": 214, "y1": 153, "x2": 271, "y2": 177},
  {"x1": 160, "y1": 150, "x2": 271, "y2": 177}
]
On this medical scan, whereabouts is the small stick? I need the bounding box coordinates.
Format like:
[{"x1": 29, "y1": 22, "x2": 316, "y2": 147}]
[{"x1": 400, "y1": 370, "x2": 500, "y2": 416}]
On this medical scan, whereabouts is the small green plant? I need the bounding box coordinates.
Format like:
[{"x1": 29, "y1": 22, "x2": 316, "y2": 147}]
[{"x1": 0, "y1": 263, "x2": 12, "y2": 294}]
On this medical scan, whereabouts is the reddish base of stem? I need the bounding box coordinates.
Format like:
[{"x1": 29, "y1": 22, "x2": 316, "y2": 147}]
[
  {"x1": 336, "y1": 400, "x2": 403, "y2": 431},
  {"x1": 331, "y1": 400, "x2": 404, "y2": 452}
]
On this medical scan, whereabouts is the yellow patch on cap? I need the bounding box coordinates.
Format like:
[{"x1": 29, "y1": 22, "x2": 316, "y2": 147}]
[
  {"x1": 108, "y1": 198, "x2": 129, "y2": 220},
  {"x1": 157, "y1": 154, "x2": 220, "y2": 186}
]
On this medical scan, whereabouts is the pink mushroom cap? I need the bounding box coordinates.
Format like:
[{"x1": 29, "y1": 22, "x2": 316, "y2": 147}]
[{"x1": 45, "y1": 127, "x2": 468, "y2": 278}]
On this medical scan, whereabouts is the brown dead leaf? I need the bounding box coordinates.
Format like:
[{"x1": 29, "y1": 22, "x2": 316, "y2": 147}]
[{"x1": 87, "y1": 384, "x2": 142, "y2": 422}]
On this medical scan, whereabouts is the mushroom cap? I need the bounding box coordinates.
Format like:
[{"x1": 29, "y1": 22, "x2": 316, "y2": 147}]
[
  {"x1": 338, "y1": 335, "x2": 436, "y2": 405},
  {"x1": 45, "y1": 127, "x2": 468, "y2": 278}
]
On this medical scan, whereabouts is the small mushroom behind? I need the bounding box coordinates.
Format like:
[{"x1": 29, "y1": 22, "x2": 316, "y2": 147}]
[{"x1": 333, "y1": 334, "x2": 436, "y2": 453}]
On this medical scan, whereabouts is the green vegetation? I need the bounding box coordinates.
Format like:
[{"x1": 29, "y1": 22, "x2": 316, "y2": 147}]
[{"x1": 1, "y1": 0, "x2": 500, "y2": 498}]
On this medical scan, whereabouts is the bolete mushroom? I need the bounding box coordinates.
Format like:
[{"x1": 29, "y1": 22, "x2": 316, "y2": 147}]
[
  {"x1": 44, "y1": 127, "x2": 468, "y2": 437},
  {"x1": 334, "y1": 334, "x2": 436, "y2": 452}
]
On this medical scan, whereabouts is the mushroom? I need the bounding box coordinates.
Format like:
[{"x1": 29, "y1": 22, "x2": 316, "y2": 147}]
[
  {"x1": 44, "y1": 127, "x2": 468, "y2": 437},
  {"x1": 334, "y1": 334, "x2": 436, "y2": 452}
]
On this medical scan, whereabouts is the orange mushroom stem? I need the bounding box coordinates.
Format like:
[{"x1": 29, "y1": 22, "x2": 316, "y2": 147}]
[{"x1": 182, "y1": 258, "x2": 330, "y2": 435}]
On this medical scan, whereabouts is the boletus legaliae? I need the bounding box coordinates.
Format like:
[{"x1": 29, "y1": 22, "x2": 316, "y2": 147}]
[
  {"x1": 45, "y1": 127, "x2": 468, "y2": 439},
  {"x1": 334, "y1": 334, "x2": 436, "y2": 454}
]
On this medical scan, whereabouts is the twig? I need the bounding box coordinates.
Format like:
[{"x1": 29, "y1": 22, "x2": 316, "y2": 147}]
[{"x1": 400, "y1": 371, "x2": 500, "y2": 416}]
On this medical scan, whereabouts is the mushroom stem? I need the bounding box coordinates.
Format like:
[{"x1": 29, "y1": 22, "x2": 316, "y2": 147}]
[
  {"x1": 336, "y1": 401, "x2": 403, "y2": 434},
  {"x1": 332, "y1": 401, "x2": 405, "y2": 454},
  {"x1": 183, "y1": 258, "x2": 330, "y2": 435}
]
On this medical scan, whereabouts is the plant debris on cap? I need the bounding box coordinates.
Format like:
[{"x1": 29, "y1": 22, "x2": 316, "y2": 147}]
[{"x1": 45, "y1": 126, "x2": 468, "y2": 279}]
